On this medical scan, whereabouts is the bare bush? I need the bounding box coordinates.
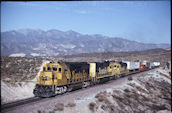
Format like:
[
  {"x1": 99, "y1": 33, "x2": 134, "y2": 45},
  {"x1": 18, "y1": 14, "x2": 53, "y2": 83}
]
[
  {"x1": 54, "y1": 103, "x2": 64, "y2": 111},
  {"x1": 37, "y1": 110, "x2": 41, "y2": 113},
  {"x1": 88, "y1": 102, "x2": 96, "y2": 112},
  {"x1": 124, "y1": 88, "x2": 130, "y2": 93}
]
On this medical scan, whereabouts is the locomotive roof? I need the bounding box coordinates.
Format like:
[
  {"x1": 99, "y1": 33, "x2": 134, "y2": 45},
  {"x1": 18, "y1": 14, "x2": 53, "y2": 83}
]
[{"x1": 65, "y1": 62, "x2": 89, "y2": 73}]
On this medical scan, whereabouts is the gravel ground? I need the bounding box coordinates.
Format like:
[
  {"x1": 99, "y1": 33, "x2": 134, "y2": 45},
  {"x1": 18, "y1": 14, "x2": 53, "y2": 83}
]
[{"x1": 2, "y1": 67, "x2": 170, "y2": 113}]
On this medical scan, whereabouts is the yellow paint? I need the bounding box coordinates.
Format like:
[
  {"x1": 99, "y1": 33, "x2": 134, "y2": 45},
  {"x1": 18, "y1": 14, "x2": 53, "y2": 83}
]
[
  {"x1": 36, "y1": 61, "x2": 130, "y2": 88},
  {"x1": 107, "y1": 62, "x2": 128, "y2": 76},
  {"x1": 36, "y1": 61, "x2": 90, "y2": 87},
  {"x1": 89, "y1": 63, "x2": 96, "y2": 77}
]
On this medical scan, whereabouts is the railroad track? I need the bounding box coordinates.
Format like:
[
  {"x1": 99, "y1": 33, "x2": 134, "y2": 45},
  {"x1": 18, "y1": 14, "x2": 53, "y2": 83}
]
[
  {"x1": 1, "y1": 67, "x2": 158, "y2": 112},
  {"x1": 1, "y1": 97, "x2": 42, "y2": 112}
]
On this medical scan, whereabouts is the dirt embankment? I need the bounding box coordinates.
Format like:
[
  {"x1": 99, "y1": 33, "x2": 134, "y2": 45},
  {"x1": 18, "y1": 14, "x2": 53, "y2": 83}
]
[
  {"x1": 1, "y1": 56, "x2": 43, "y2": 82},
  {"x1": 1, "y1": 56, "x2": 46, "y2": 103}
]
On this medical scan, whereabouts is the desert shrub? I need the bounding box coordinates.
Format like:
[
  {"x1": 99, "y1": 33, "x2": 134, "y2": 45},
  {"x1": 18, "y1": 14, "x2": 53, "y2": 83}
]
[
  {"x1": 18, "y1": 82, "x2": 22, "y2": 86},
  {"x1": 37, "y1": 110, "x2": 41, "y2": 113},
  {"x1": 3, "y1": 79, "x2": 10, "y2": 83},
  {"x1": 128, "y1": 76, "x2": 133, "y2": 81},
  {"x1": 54, "y1": 103, "x2": 64, "y2": 111},
  {"x1": 159, "y1": 72, "x2": 170, "y2": 79},
  {"x1": 88, "y1": 102, "x2": 96, "y2": 112},
  {"x1": 124, "y1": 88, "x2": 130, "y2": 93},
  {"x1": 108, "y1": 104, "x2": 115, "y2": 113},
  {"x1": 151, "y1": 104, "x2": 167, "y2": 111},
  {"x1": 112, "y1": 94, "x2": 123, "y2": 102},
  {"x1": 11, "y1": 82, "x2": 17, "y2": 87},
  {"x1": 66, "y1": 102, "x2": 76, "y2": 107},
  {"x1": 101, "y1": 104, "x2": 107, "y2": 110},
  {"x1": 95, "y1": 92, "x2": 108, "y2": 102}
]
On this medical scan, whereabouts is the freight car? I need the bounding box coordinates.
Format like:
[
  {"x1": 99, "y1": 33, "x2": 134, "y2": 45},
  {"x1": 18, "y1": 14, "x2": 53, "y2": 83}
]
[
  {"x1": 122, "y1": 61, "x2": 140, "y2": 73},
  {"x1": 139, "y1": 64, "x2": 147, "y2": 71},
  {"x1": 33, "y1": 60, "x2": 156, "y2": 97},
  {"x1": 141, "y1": 61, "x2": 160, "y2": 69}
]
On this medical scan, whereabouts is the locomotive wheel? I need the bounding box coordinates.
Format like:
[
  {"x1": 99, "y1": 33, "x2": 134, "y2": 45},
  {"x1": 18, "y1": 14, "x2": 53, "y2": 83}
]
[
  {"x1": 63, "y1": 86, "x2": 67, "y2": 94},
  {"x1": 67, "y1": 86, "x2": 73, "y2": 92},
  {"x1": 55, "y1": 86, "x2": 67, "y2": 94}
]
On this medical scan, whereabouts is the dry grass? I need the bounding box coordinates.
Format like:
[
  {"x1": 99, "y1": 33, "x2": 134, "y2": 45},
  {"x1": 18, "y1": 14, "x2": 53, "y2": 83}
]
[{"x1": 1, "y1": 56, "x2": 42, "y2": 82}]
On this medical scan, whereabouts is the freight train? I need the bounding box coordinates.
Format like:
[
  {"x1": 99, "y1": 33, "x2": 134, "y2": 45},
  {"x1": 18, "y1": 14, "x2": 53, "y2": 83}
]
[{"x1": 33, "y1": 60, "x2": 160, "y2": 97}]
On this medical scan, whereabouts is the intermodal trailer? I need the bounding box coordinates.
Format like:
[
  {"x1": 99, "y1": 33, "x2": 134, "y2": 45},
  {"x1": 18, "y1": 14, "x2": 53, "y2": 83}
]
[{"x1": 123, "y1": 61, "x2": 140, "y2": 71}]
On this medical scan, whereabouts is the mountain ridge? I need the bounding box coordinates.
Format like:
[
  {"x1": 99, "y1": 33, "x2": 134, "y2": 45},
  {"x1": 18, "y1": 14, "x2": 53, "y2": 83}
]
[{"x1": 1, "y1": 28, "x2": 170, "y2": 57}]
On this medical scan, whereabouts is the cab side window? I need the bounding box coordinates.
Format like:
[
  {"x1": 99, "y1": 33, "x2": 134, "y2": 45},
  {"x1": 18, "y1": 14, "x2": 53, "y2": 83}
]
[
  {"x1": 59, "y1": 68, "x2": 61, "y2": 73},
  {"x1": 43, "y1": 67, "x2": 46, "y2": 71},
  {"x1": 47, "y1": 67, "x2": 51, "y2": 71},
  {"x1": 52, "y1": 65, "x2": 57, "y2": 71},
  {"x1": 53, "y1": 67, "x2": 57, "y2": 71}
]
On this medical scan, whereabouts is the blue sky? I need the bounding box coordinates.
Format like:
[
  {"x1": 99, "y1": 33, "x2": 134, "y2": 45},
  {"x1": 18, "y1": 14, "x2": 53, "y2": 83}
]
[{"x1": 1, "y1": 1, "x2": 171, "y2": 44}]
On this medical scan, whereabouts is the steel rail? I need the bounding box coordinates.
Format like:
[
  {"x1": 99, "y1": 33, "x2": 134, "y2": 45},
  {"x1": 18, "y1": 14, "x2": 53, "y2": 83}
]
[{"x1": 1, "y1": 97, "x2": 42, "y2": 112}]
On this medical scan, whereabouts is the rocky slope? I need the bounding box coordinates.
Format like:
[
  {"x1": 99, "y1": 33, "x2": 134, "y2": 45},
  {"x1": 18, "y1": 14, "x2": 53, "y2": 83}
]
[
  {"x1": 1, "y1": 57, "x2": 51, "y2": 104},
  {"x1": 1, "y1": 29, "x2": 170, "y2": 57},
  {"x1": 1, "y1": 56, "x2": 43, "y2": 82},
  {"x1": 1, "y1": 57, "x2": 43, "y2": 103}
]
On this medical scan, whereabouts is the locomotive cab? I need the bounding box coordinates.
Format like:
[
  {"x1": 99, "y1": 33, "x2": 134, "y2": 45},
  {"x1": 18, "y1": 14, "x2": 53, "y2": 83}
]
[
  {"x1": 33, "y1": 61, "x2": 70, "y2": 97},
  {"x1": 108, "y1": 61, "x2": 128, "y2": 76}
]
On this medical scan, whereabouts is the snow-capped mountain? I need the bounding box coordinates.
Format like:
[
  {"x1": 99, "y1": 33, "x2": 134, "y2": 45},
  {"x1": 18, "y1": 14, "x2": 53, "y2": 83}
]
[{"x1": 1, "y1": 29, "x2": 170, "y2": 57}]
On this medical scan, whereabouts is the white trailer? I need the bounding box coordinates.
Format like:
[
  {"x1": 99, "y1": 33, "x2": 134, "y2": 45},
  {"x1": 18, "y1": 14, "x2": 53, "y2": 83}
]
[
  {"x1": 142, "y1": 60, "x2": 148, "y2": 65},
  {"x1": 152, "y1": 62, "x2": 160, "y2": 66},
  {"x1": 123, "y1": 61, "x2": 140, "y2": 70},
  {"x1": 149, "y1": 62, "x2": 154, "y2": 68}
]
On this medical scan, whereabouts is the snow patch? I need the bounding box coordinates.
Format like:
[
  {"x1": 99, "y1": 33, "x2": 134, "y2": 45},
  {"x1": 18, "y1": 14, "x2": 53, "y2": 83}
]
[
  {"x1": 60, "y1": 44, "x2": 76, "y2": 49},
  {"x1": 33, "y1": 48, "x2": 40, "y2": 50},
  {"x1": 9, "y1": 53, "x2": 26, "y2": 57},
  {"x1": 31, "y1": 53, "x2": 40, "y2": 56}
]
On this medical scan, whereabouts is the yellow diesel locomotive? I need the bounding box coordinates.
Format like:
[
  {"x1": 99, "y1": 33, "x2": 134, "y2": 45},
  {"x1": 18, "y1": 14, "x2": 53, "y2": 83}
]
[{"x1": 33, "y1": 61, "x2": 130, "y2": 97}]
